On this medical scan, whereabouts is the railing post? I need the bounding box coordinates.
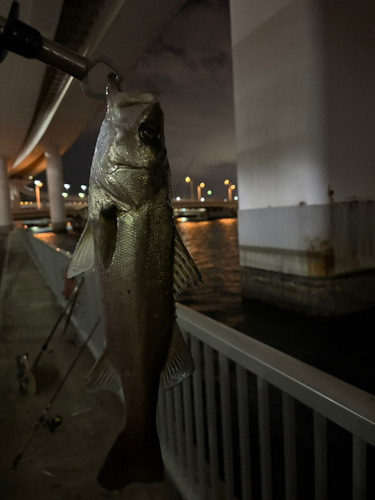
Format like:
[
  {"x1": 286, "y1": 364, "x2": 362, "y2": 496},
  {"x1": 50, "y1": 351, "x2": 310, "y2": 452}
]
[{"x1": 258, "y1": 376, "x2": 272, "y2": 500}]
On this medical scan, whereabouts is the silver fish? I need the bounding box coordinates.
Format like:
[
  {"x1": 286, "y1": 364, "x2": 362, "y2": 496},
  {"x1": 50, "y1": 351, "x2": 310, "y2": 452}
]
[{"x1": 68, "y1": 74, "x2": 201, "y2": 490}]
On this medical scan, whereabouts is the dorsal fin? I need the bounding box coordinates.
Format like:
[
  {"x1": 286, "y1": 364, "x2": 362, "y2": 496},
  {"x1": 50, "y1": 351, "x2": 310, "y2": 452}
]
[{"x1": 174, "y1": 229, "x2": 202, "y2": 298}]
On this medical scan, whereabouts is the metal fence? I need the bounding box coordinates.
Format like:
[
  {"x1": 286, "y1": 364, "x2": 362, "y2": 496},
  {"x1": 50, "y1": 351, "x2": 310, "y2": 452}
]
[{"x1": 20, "y1": 229, "x2": 375, "y2": 500}]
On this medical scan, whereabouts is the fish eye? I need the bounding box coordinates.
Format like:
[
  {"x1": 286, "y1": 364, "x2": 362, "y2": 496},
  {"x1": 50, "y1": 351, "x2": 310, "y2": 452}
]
[{"x1": 139, "y1": 123, "x2": 161, "y2": 145}]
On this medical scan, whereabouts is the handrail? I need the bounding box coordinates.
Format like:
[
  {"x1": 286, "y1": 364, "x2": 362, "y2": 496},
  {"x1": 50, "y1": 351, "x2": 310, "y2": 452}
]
[
  {"x1": 176, "y1": 303, "x2": 375, "y2": 446},
  {"x1": 21, "y1": 229, "x2": 375, "y2": 499}
]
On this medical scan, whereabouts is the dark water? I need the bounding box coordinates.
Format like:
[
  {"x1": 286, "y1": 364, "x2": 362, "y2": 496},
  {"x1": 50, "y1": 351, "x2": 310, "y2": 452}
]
[{"x1": 35, "y1": 220, "x2": 375, "y2": 500}]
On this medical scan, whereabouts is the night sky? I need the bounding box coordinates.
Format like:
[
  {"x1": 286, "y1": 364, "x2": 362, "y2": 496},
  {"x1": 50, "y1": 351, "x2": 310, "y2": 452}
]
[{"x1": 61, "y1": 0, "x2": 237, "y2": 200}]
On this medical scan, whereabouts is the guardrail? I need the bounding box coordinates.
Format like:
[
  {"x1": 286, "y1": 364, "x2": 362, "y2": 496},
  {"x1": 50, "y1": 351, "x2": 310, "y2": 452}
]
[{"x1": 20, "y1": 229, "x2": 375, "y2": 500}]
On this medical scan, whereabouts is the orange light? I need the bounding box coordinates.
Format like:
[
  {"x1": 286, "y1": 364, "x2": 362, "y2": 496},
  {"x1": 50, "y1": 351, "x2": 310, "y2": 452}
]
[{"x1": 230, "y1": 184, "x2": 235, "y2": 190}]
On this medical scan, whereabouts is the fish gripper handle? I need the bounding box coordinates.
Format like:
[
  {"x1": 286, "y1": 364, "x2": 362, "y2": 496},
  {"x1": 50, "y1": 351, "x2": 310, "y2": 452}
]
[{"x1": 0, "y1": 1, "x2": 43, "y2": 63}]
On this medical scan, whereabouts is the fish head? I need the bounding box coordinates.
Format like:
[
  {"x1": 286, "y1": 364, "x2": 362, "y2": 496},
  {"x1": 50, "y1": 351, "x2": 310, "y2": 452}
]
[{"x1": 91, "y1": 74, "x2": 170, "y2": 207}]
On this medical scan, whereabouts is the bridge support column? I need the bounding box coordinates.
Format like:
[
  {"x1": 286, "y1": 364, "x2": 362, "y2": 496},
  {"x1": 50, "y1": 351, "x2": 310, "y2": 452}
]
[
  {"x1": 45, "y1": 146, "x2": 66, "y2": 233},
  {"x1": 230, "y1": 0, "x2": 375, "y2": 315},
  {"x1": 0, "y1": 157, "x2": 13, "y2": 232}
]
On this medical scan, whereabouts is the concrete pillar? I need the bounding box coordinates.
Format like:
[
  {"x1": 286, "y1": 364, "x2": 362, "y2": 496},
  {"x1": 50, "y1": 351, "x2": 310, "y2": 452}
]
[
  {"x1": 230, "y1": 0, "x2": 375, "y2": 315},
  {"x1": 0, "y1": 157, "x2": 13, "y2": 232},
  {"x1": 45, "y1": 145, "x2": 66, "y2": 233}
]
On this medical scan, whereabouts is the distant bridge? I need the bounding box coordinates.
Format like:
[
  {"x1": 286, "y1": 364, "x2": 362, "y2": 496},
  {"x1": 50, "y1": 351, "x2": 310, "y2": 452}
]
[{"x1": 12, "y1": 199, "x2": 238, "y2": 225}]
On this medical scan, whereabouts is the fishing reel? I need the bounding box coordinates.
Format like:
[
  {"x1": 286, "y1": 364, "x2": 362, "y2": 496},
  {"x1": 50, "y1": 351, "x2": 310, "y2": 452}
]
[
  {"x1": 16, "y1": 353, "x2": 36, "y2": 396},
  {"x1": 42, "y1": 414, "x2": 63, "y2": 433}
]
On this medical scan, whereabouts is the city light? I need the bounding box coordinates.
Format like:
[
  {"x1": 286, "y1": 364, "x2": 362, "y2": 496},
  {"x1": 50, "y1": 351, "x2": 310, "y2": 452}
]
[
  {"x1": 81, "y1": 185, "x2": 87, "y2": 191},
  {"x1": 62, "y1": 192, "x2": 68, "y2": 198},
  {"x1": 64, "y1": 184, "x2": 71, "y2": 190},
  {"x1": 176, "y1": 196, "x2": 181, "y2": 201},
  {"x1": 78, "y1": 193, "x2": 85, "y2": 198}
]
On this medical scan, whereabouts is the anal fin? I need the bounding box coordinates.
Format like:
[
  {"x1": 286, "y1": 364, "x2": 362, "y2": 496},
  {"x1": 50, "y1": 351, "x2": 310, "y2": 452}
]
[{"x1": 85, "y1": 350, "x2": 122, "y2": 396}]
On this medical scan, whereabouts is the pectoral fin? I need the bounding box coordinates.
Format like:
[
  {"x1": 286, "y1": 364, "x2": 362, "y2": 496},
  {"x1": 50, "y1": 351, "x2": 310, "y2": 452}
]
[
  {"x1": 174, "y1": 229, "x2": 202, "y2": 298},
  {"x1": 161, "y1": 322, "x2": 195, "y2": 390},
  {"x1": 67, "y1": 222, "x2": 95, "y2": 278},
  {"x1": 97, "y1": 205, "x2": 118, "y2": 269}
]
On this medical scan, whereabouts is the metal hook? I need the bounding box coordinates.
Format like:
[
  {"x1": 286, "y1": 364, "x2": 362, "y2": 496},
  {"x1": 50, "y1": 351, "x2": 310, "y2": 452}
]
[{"x1": 79, "y1": 55, "x2": 124, "y2": 101}]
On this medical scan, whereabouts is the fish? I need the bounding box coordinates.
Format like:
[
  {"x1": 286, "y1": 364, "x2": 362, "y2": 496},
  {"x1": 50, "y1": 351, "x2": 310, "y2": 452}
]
[{"x1": 67, "y1": 74, "x2": 201, "y2": 491}]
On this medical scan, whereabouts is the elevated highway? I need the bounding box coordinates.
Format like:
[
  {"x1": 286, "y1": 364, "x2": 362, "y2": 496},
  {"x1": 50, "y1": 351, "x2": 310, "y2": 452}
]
[{"x1": 0, "y1": 0, "x2": 187, "y2": 231}]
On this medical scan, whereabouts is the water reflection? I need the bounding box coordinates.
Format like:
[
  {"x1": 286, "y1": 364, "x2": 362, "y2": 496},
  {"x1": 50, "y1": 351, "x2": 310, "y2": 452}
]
[{"x1": 176, "y1": 219, "x2": 244, "y2": 327}]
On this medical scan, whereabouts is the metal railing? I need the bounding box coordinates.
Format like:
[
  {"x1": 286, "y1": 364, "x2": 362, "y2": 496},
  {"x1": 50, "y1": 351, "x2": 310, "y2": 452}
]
[{"x1": 20, "y1": 229, "x2": 375, "y2": 500}]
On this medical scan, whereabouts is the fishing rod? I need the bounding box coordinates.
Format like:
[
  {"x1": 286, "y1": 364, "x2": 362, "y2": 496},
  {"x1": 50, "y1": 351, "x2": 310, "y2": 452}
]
[
  {"x1": 32, "y1": 277, "x2": 84, "y2": 369},
  {"x1": 12, "y1": 318, "x2": 101, "y2": 470},
  {"x1": 16, "y1": 277, "x2": 84, "y2": 396}
]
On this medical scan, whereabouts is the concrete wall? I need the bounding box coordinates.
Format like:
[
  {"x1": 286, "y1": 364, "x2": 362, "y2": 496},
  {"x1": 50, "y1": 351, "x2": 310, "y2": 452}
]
[{"x1": 229, "y1": 0, "x2": 375, "y2": 313}]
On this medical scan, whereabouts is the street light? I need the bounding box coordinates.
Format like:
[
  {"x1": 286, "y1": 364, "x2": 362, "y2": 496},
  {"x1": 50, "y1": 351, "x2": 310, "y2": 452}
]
[
  {"x1": 78, "y1": 193, "x2": 85, "y2": 199},
  {"x1": 185, "y1": 176, "x2": 194, "y2": 200},
  {"x1": 64, "y1": 183, "x2": 71, "y2": 191},
  {"x1": 229, "y1": 184, "x2": 236, "y2": 201},
  {"x1": 34, "y1": 180, "x2": 43, "y2": 209},
  {"x1": 197, "y1": 182, "x2": 205, "y2": 200},
  {"x1": 223, "y1": 179, "x2": 235, "y2": 201},
  {"x1": 80, "y1": 185, "x2": 87, "y2": 191}
]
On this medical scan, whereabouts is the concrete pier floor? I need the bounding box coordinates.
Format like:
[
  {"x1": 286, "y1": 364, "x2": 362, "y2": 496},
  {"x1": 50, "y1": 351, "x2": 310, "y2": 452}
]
[{"x1": 0, "y1": 232, "x2": 182, "y2": 500}]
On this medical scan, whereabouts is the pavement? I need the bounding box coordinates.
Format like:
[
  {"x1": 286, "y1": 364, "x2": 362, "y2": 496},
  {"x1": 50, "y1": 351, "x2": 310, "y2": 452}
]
[{"x1": 0, "y1": 231, "x2": 182, "y2": 500}]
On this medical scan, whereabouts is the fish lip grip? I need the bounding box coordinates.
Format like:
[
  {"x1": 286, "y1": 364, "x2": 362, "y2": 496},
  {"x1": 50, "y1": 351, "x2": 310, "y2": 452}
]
[
  {"x1": 0, "y1": 1, "x2": 124, "y2": 99},
  {"x1": 0, "y1": 1, "x2": 43, "y2": 63}
]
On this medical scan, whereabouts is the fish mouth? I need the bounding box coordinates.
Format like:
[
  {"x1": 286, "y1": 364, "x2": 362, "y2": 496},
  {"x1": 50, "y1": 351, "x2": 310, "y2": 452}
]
[{"x1": 115, "y1": 163, "x2": 150, "y2": 170}]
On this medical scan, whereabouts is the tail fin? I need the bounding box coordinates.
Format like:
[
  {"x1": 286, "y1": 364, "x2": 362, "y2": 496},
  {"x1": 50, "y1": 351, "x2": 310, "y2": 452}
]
[{"x1": 97, "y1": 427, "x2": 164, "y2": 491}]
